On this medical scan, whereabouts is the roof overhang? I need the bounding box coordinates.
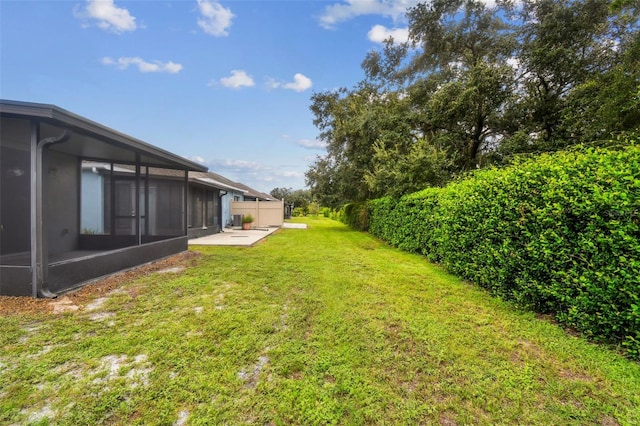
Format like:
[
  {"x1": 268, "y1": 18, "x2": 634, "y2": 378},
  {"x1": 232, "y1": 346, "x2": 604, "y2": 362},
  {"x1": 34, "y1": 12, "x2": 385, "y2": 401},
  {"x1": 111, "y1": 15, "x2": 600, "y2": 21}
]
[
  {"x1": 0, "y1": 99, "x2": 208, "y2": 172},
  {"x1": 190, "y1": 176, "x2": 248, "y2": 193}
]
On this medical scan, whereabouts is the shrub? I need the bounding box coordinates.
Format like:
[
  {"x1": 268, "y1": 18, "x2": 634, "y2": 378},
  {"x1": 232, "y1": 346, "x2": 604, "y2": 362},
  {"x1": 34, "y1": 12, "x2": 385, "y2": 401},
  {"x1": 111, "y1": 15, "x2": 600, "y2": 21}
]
[
  {"x1": 341, "y1": 202, "x2": 369, "y2": 231},
  {"x1": 367, "y1": 143, "x2": 640, "y2": 359},
  {"x1": 242, "y1": 214, "x2": 254, "y2": 224},
  {"x1": 308, "y1": 202, "x2": 320, "y2": 217}
]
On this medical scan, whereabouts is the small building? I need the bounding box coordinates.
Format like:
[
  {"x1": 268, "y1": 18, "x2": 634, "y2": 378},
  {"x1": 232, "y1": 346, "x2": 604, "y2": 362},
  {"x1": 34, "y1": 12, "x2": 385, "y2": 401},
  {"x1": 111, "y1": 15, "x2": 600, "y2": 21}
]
[
  {"x1": 0, "y1": 100, "x2": 207, "y2": 297},
  {"x1": 188, "y1": 172, "x2": 283, "y2": 231}
]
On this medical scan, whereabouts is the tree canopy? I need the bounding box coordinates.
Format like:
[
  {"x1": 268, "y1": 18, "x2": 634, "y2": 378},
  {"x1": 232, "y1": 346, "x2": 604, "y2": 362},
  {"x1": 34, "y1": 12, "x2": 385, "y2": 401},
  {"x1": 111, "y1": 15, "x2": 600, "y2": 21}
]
[
  {"x1": 305, "y1": 0, "x2": 639, "y2": 207},
  {"x1": 269, "y1": 187, "x2": 312, "y2": 210}
]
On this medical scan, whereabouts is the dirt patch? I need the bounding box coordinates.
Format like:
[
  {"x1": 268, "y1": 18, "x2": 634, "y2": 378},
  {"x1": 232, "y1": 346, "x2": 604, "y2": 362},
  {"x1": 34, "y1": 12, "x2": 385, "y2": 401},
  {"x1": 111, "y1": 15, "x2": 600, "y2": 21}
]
[
  {"x1": 50, "y1": 296, "x2": 80, "y2": 314},
  {"x1": 558, "y1": 368, "x2": 596, "y2": 382},
  {"x1": 85, "y1": 297, "x2": 108, "y2": 312},
  {"x1": 174, "y1": 410, "x2": 189, "y2": 426},
  {"x1": 439, "y1": 412, "x2": 459, "y2": 426},
  {"x1": 0, "y1": 251, "x2": 201, "y2": 315},
  {"x1": 158, "y1": 266, "x2": 186, "y2": 274},
  {"x1": 600, "y1": 415, "x2": 621, "y2": 426},
  {"x1": 92, "y1": 354, "x2": 152, "y2": 390},
  {"x1": 238, "y1": 355, "x2": 269, "y2": 388},
  {"x1": 23, "y1": 404, "x2": 55, "y2": 424}
]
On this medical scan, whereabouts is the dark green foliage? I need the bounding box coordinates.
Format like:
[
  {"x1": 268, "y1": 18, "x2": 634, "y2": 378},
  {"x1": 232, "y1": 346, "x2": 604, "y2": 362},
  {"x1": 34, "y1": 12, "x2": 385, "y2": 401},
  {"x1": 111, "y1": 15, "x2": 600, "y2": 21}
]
[
  {"x1": 340, "y1": 202, "x2": 370, "y2": 231},
  {"x1": 307, "y1": 0, "x2": 639, "y2": 208},
  {"x1": 270, "y1": 187, "x2": 313, "y2": 211},
  {"x1": 368, "y1": 143, "x2": 640, "y2": 359}
]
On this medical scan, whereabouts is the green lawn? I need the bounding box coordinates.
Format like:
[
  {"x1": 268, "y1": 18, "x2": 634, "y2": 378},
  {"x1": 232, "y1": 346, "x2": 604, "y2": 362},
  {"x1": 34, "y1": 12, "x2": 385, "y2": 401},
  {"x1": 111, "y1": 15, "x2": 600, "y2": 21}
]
[{"x1": 1, "y1": 217, "x2": 639, "y2": 425}]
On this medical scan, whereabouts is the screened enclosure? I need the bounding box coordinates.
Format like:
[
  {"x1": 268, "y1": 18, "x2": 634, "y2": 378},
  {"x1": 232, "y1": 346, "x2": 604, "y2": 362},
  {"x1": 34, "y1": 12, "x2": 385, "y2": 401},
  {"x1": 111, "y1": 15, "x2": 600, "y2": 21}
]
[
  {"x1": 0, "y1": 117, "x2": 31, "y2": 267},
  {"x1": 79, "y1": 161, "x2": 187, "y2": 250},
  {"x1": 0, "y1": 100, "x2": 206, "y2": 297},
  {"x1": 188, "y1": 185, "x2": 221, "y2": 232}
]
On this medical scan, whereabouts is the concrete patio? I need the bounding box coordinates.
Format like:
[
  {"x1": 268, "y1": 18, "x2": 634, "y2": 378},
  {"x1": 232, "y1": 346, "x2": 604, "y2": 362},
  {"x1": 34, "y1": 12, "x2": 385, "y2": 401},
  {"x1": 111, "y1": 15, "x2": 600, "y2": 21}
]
[{"x1": 188, "y1": 222, "x2": 307, "y2": 247}]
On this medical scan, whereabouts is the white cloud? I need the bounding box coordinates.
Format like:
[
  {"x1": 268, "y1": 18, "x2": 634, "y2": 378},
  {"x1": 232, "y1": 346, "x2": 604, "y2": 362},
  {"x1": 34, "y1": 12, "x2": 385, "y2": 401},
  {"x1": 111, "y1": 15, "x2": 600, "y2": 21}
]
[
  {"x1": 268, "y1": 73, "x2": 313, "y2": 92},
  {"x1": 296, "y1": 139, "x2": 327, "y2": 149},
  {"x1": 367, "y1": 24, "x2": 409, "y2": 44},
  {"x1": 197, "y1": 0, "x2": 234, "y2": 37},
  {"x1": 284, "y1": 74, "x2": 313, "y2": 92},
  {"x1": 320, "y1": 0, "x2": 499, "y2": 29},
  {"x1": 101, "y1": 57, "x2": 183, "y2": 73},
  {"x1": 215, "y1": 70, "x2": 255, "y2": 89},
  {"x1": 219, "y1": 159, "x2": 262, "y2": 170},
  {"x1": 207, "y1": 158, "x2": 307, "y2": 191},
  {"x1": 319, "y1": 0, "x2": 416, "y2": 29},
  {"x1": 189, "y1": 156, "x2": 207, "y2": 164},
  {"x1": 74, "y1": 0, "x2": 137, "y2": 34}
]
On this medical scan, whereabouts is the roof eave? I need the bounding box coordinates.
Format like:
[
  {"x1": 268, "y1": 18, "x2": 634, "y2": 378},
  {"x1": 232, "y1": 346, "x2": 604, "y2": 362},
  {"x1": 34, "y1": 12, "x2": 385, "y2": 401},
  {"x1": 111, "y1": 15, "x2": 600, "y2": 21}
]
[{"x1": 0, "y1": 99, "x2": 208, "y2": 172}]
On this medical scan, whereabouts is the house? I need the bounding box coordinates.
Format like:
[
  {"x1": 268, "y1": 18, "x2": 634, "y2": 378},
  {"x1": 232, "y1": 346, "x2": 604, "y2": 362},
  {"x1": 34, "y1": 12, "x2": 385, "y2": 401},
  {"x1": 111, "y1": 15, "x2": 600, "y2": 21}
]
[
  {"x1": 187, "y1": 171, "x2": 246, "y2": 238},
  {"x1": 187, "y1": 171, "x2": 283, "y2": 234},
  {"x1": 0, "y1": 100, "x2": 207, "y2": 297},
  {"x1": 187, "y1": 171, "x2": 282, "y2": 233},
  {"x1": 231, "y1": 182, "x2": 275, "y2": 202}
]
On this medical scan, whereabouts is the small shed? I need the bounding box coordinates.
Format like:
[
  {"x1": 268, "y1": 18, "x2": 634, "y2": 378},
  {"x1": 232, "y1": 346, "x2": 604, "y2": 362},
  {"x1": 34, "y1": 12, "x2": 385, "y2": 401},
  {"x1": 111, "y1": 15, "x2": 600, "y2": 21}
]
[{"x1": 0, "y1": 100, "x2": 207, "y2": 297}]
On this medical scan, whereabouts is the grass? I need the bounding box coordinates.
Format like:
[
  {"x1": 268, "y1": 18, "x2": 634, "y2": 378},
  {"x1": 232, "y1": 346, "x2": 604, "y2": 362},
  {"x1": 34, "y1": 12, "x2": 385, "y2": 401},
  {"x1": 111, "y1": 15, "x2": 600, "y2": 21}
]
[{"x1": 1, "y1": 217, "x2": 639, "y2": 425}]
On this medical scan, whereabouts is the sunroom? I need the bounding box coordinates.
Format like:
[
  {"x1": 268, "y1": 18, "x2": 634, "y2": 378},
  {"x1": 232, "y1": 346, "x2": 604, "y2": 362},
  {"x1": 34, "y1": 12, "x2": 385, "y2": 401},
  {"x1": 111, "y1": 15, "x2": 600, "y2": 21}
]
[{"x1": 0, "y1": 100, "x2": 207, "y2": 297}]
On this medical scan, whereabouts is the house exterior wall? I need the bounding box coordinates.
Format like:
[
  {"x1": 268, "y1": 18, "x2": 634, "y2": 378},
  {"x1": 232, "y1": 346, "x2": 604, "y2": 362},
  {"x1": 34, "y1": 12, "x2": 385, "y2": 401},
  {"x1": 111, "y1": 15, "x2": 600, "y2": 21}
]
[{"x1": 221, "y1": 190, "x2": 244, "y2": 227}]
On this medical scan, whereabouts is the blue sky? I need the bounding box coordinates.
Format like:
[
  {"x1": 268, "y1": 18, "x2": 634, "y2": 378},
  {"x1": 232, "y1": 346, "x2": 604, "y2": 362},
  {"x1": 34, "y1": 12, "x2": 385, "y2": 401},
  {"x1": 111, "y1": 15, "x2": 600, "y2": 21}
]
[{"x1": 1, "y1": 0, "x2": 414, "y2": 194}]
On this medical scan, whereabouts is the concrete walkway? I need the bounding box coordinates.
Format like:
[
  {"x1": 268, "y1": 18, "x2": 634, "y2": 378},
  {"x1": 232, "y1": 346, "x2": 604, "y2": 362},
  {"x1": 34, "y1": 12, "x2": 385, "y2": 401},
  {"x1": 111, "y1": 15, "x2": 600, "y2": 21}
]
[
  {"x1": 281, "y1": 222, "x2": 308, "y2": 229},
  {"x1": 188, "y1": 227, "x2": 280, "y2": 246}
]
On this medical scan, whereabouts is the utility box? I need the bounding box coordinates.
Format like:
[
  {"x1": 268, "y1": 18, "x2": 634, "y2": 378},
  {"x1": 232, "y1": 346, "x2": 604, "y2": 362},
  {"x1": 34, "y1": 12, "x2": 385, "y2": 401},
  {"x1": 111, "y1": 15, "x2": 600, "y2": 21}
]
[{"x1": 232, "y1": 214, "x2": 242, "y2": 227}]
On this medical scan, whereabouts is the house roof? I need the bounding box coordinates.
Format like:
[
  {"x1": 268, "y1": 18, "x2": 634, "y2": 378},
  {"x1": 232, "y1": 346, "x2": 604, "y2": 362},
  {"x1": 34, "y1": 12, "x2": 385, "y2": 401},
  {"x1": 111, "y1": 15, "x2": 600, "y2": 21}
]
[
  {"x1": 189, "y1": 171, "x2": 248, "y2": 193},
  {"x1": 231, "y1": 181, "x2": 277, "y2": 201},
  {"x1": 0, "y1": 99, "x2": 207, "y2": 172},
  {"x1": 189, "y1": 170, "x2": 278, "y2": 201}
]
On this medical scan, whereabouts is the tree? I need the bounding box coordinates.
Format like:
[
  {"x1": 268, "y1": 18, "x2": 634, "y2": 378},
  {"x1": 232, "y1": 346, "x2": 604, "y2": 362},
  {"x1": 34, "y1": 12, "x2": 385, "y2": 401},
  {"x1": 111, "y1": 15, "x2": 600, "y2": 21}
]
[
  {"x1": 289, "y1": 189, "x2": 312, "y2": 210},
  {"x1": 559, "y1": 3, "x2": 640, "y2": 142},
  {"x1": 306, "y1": 0, "x2": 640, "y2": 207},
  {"x1": 508, "y1": 0, "x2": 631, "y2": 147},
  {"x1": 307, "y1": 83, "x2": 416, "y2": 205},
  {"x1": 364, "y1": 0, "x2": 517, "y2": 170},
  {"x1": 365, "y1": 138, "x2": 451, "y2": 198},
  {"x1": 270, "y1": 187, "x2": 292, "y2": 202},
  {"x1": 269, "y1": 187, "x2": 312, "y2": 210}
]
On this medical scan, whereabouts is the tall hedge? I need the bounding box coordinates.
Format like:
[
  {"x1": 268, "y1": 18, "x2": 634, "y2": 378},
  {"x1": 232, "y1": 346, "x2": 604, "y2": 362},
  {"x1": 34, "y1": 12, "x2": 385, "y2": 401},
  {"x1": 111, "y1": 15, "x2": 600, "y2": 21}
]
[
  {"x1": 340, "y1": 202, "x2": 370, "y2": 231},
  {"x1": 368, "y1": 144, "x2": 640, "y2": 359}
]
